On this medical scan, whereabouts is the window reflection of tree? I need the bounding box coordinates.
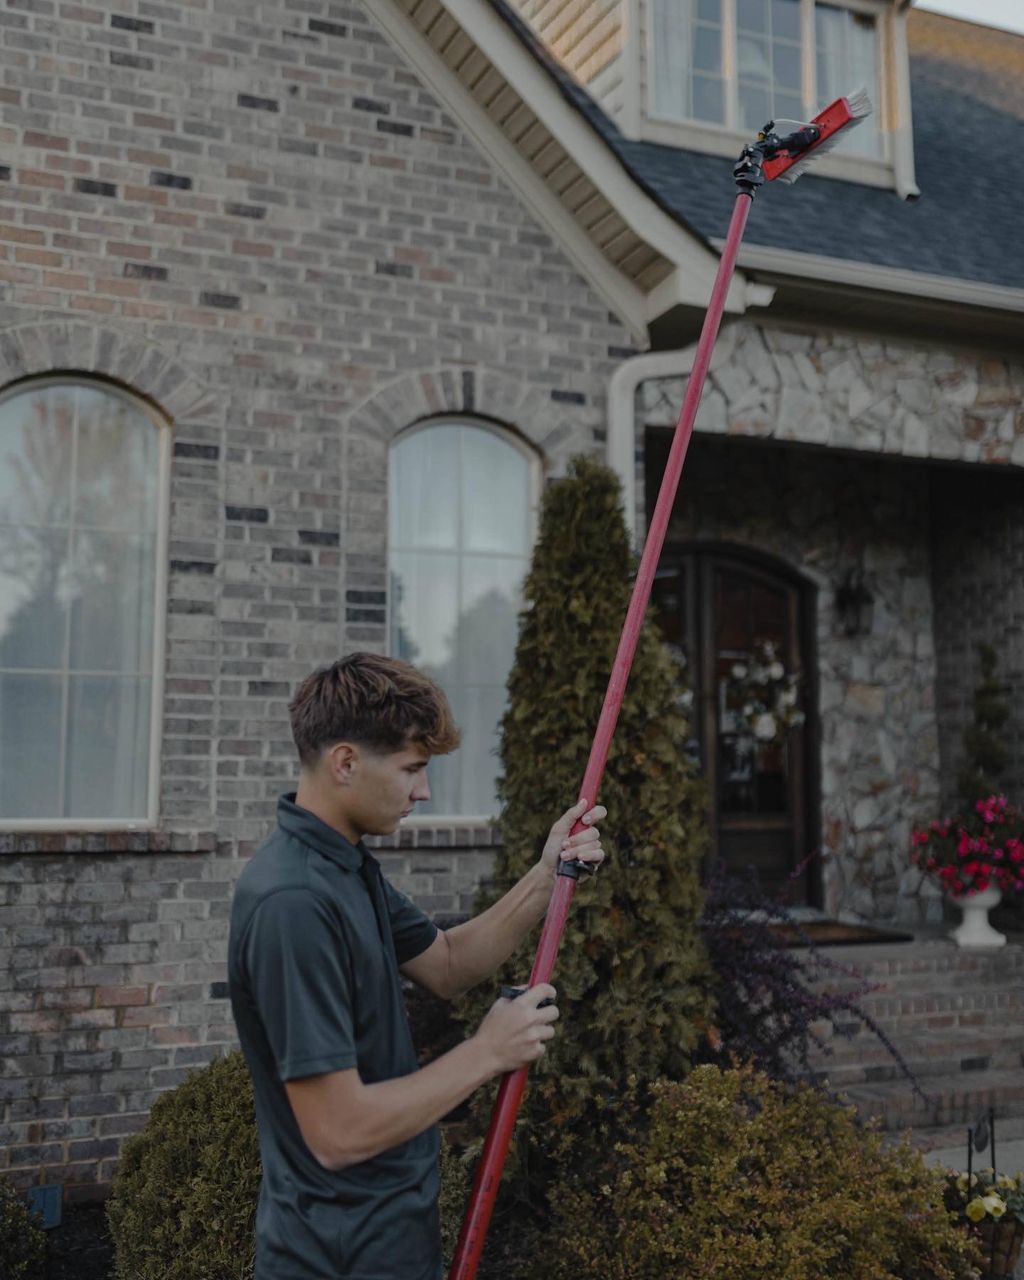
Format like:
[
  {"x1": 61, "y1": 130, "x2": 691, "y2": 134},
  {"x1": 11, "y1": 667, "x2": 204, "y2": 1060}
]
[
  {"x1": 0, "y1": 384, "x2": 158, "y2": 819},
  {"x1": 393, "y1": 580, "x2": 521, "y2": 818}
]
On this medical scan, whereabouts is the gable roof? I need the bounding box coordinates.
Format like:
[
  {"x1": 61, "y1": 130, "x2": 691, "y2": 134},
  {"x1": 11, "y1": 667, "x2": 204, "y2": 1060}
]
[
  {"x1": 487, "y1": 0, "x2": 1024, "y2": 294},
  {"x1": 375, "y1": 0, "x2": 777, "y2": 342}
]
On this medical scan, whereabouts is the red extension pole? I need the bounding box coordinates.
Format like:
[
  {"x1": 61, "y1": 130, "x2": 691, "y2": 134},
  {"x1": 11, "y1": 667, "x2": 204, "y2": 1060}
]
[{"x1": 447, "y1": 189, "x2": 755, "y2": 1280}]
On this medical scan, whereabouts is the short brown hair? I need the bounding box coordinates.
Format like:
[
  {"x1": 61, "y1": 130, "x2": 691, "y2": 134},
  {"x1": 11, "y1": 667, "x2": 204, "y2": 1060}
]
[{"x1": 288, "y1": 653, "x2": 460, "y2": 765}]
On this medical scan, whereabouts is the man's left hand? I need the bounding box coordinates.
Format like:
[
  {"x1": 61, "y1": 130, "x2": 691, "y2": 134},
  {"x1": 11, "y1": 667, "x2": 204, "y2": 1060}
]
[{"x1": 539, "y1": 799, "x2": 607, "y2": 878}]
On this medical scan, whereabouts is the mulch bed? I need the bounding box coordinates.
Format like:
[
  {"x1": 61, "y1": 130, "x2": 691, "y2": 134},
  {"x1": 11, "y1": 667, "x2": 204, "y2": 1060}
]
[{"x1": 45, "y1": 1201, "x2": 115, "y2": 1280}]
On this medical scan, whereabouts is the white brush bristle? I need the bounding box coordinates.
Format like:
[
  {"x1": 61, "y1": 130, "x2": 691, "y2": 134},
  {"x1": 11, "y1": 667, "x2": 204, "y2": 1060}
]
[
  {"x1": 777, "y1": 86, "x2": 873, "y2": 184},
  {"x1": 845, "y1": 86, "x2": 873, "y2": 120}
]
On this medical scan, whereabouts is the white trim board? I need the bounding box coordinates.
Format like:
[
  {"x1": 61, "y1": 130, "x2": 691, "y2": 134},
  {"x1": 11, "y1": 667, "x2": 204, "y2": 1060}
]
[{"x1": 717, "y1": 242, "x2": 1024, "y2": 313}]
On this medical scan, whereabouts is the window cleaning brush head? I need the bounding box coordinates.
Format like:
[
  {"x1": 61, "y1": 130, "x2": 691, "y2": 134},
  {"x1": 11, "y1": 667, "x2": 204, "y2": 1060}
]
[{"x1": 762, "y1": 87, "x2": 873, "y2": 184}]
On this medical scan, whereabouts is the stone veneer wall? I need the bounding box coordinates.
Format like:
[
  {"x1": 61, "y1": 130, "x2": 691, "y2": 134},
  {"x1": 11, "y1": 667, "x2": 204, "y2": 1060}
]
[
  {"x1": 0, "y1": 1, "x2": 638, "y2": 1194},
  {"x1": 645, "y1": 434, "x2": 940, "y2": 924},
  {"x1": 638, "y1": 321, "x2": 1024, "y2": 922}
]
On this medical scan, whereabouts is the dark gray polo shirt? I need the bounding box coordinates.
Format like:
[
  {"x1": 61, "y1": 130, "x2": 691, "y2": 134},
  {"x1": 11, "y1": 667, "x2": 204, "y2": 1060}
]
[{"x1": 228, "y1": 794, "x2": 442, "y2": 1280}]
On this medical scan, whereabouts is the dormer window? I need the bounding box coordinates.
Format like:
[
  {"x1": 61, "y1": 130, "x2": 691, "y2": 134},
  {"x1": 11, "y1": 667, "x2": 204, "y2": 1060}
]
[{"x1": 650, "y1": 0, "x2": 884, "y2": 160}]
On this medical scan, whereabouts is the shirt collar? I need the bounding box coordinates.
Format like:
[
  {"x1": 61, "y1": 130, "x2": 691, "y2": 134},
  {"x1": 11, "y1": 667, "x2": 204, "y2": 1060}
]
[{"x1": 277, "y1": 793, "x2": 366, "y2": 872}]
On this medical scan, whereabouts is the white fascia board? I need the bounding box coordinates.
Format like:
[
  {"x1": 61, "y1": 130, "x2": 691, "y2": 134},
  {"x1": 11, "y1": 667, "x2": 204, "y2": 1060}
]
[
  {"x1": 645, "y1": 265, "x2": 776, "y2": 320},
  {"x1": 396, "y1": 0, "x2": 759, "y2": 314},
  {"x1": 371, "y1": 0, "x2": 652, "y2": 340},
  {"x1": 716, "y1": 241, "x2": 1024, "y2": 313}
]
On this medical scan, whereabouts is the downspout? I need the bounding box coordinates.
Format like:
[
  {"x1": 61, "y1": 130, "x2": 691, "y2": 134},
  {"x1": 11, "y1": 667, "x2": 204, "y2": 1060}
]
[{"x1": 606, "y1": 324, "x2": 741, "y2": 547}]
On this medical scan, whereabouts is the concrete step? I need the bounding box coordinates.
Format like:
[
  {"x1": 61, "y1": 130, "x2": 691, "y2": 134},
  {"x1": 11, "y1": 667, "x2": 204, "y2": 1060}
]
[
  {"x1": 839, "y1": 1068, "x2": 1024, "y2": 1132},
  {"x1": 810, "y1": 1025, "x2": 1024, "y2": 1083},
  {"x1": 906, "y1": 1114, "x2": 1024, "y2": 1156}
]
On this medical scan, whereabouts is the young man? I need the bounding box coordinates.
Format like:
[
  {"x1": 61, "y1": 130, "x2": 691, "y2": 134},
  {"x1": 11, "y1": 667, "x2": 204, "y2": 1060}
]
[{"x1": 228, "y1": 653, "x2": 605, "y2": 1280}]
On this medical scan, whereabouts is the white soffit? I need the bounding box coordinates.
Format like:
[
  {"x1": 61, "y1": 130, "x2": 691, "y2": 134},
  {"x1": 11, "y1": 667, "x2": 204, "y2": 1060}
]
[{"x1": 372, "y1": 0, "x2": 764, "y2": 337}]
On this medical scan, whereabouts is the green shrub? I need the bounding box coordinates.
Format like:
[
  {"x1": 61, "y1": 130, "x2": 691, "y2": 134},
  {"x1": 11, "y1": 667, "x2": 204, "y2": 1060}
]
[
  {"x1": 958, "y1": 642, "x2": 1010, "y2": 806},
  {"x1": 438, "y1": 1132, "x2": 471, "y2": 1265},
  {"x1": 107, "y1": 1049, "x2": 480, "y2": 1277},
  {"x1": 107, "y1": 1051, "x2": 261, "y2": 1280},
  {"x1": 0, "y1": 1176, "x2": 46, "y2": 1279},
  {"x1": 542, "y1": 1062, "x2": 979, "y2": 1280},
  {"x1": 461, "y1": 456, "x2": 712, "y2": 1137}
]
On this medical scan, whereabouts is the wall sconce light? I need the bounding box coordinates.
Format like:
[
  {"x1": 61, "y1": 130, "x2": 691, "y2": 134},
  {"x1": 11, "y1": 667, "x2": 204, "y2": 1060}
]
[{"x1": 835, "y1": 569, "x2": 874, "y2": 638}]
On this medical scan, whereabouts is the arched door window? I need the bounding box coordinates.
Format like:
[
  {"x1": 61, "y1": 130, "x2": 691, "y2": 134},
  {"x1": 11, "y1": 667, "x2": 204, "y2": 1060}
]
[
  {"x1": 0, "y1": 379, "x2": 170, "y2": 825},
  {"x1": 388, "y1": 420, "x2": 537, "y2": 818}
]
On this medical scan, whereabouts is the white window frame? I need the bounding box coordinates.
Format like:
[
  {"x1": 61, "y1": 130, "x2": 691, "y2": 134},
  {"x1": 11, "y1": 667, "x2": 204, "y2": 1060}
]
[
  {"x1": 386, "y1": 416, "x2": 541, "y2": 827},
  {"x1": 642, "y1": 0, "x2": 896, "y2": 188},
  {"x1": 0, "y1": 375, "x2": 171, "y2": 833}
]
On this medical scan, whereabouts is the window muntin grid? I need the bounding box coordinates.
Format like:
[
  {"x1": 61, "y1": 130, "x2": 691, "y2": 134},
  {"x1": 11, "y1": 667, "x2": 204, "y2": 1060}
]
[
  {"x1": 650, "y1": 0, "x2": 882, "y2": 160},
  {"x1": 387, "y1": 421, "x2": 537, "y2": 820}
]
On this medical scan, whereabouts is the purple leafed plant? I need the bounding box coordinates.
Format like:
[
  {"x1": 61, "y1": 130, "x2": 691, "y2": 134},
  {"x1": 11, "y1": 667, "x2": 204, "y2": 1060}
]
[{"x1": 698, "y1": 858, "x2": 923, "y2": 1103}]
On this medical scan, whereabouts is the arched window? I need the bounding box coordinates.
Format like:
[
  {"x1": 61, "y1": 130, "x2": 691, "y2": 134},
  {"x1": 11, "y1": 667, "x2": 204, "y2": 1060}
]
[
  {"x1": 0, "y1": 378, "x2": 170, "y2": 826},
  {"x1": 388, "y1": 420, "x2": 537, "y2": 818}
]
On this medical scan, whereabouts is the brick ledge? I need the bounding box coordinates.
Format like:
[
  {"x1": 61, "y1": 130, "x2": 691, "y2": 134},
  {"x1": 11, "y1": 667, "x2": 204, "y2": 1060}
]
[{"x1": 0, "y1": 830, "x2": 219, "y2": 855}]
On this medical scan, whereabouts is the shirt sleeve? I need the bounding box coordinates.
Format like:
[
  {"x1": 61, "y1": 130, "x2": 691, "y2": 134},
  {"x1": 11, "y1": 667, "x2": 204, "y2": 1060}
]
[
  {"x1": 242, "y1": 888, "x2": 357, "y2": 1081},
  {"x1": 382, "y1": 877, "x2": 438, "y2": 965}
]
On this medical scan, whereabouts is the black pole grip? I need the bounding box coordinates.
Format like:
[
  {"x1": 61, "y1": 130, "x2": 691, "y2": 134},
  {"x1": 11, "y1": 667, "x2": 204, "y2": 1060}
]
[{"x1": 499, "y1": 985, "x2": 556, "y2": 1008}]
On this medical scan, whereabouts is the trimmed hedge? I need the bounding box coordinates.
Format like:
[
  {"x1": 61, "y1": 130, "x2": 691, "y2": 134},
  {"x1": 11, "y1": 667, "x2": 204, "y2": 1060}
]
[
  {"x1": 542, "y1": 1062, "x2": 979, "y2": 1280},
  {"x1": 106, "y1": 1052, "x2": 260, "y2": 1280},
  {"x1": 107, "y1": 1049, "x2": 472, "y2": 1276}
]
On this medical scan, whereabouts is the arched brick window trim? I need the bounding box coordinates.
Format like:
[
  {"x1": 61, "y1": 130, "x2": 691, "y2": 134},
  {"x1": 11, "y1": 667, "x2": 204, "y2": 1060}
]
[
  {"x1": 341, "y1": 366, "x2": 574, "y2": 655},
  {"x1": 0, "y1": 322, "x2": 217, "y2": 423}
]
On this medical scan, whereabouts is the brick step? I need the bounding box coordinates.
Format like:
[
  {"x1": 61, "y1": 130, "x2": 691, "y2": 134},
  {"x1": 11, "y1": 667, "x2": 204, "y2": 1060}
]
[
  {"x1": 839, "y1": 1069, "x2": 1024, "y2": 1132},
  {"x1": 812, "y1": 942, "x2": 1024, "y2": 984},
  {"x1": 810, "y1": 1027, "x2": 1024, "y2": 1086},
  {"x1": 809, "y1": 944, "x2": 1024, "y2": 994},
  {"x1": 818, "y1": 971, "x2": 1024, "y2": 999},
  {"x1": 811, "y1": 1022, "x2": 1024, "y2": 1065},
  {"x1": 825, "y1": 986, "x2": 1024, "y2": 1030}
]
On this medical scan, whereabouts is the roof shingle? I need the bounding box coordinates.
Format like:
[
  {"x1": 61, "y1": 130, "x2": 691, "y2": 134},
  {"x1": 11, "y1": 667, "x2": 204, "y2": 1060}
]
[{"x1": 488, "y1": 0, "x2": 1024, "y2": 291}]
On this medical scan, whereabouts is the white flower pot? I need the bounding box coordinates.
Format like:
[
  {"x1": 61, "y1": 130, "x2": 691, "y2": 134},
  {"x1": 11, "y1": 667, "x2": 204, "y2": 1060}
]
[{"x1": 949, "y1": 885, "x2": 1006, "y2": 949}]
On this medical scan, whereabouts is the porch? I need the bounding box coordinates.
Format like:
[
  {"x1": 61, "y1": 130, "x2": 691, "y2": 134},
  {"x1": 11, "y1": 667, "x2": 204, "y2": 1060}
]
[{"x1": 808, "y1": 931, "x2": 1024, "y2": 1168}]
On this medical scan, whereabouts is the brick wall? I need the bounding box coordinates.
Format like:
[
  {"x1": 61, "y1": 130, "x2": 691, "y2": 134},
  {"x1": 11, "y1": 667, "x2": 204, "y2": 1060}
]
[{"x1": 0, "y1": 0, "x2": 638, "y2": 1194}]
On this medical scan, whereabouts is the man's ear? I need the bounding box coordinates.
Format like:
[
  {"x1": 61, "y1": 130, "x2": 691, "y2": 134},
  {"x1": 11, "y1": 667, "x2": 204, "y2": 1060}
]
[{"x1": 325, "y1": 741, "x2": 358, "y2": 786}]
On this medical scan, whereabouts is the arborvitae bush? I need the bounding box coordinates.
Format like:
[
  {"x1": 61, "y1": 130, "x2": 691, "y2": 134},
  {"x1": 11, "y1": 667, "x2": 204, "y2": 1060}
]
[
  {"x1": 0, "y1": 1176, "x2": 46, "y2": 1279},
  {"x1": 461, "y1": 455, "x2": 713, "y2": 1134},
  {"x1": 106, "y1": 1051, "x2": 261, "y2": 1280},
  {"x1": 958, "y1": 642, "x2": 1010, "y2": 805},
  {"x1": 543, "y1": 1062, "x2": 979, "y2": 1280}
]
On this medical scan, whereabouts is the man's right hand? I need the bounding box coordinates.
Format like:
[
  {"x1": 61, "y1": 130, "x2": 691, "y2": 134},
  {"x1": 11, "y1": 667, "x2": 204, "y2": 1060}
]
[{"x1": 473, "y1": 983, "x2": 559, "y2": 1074}]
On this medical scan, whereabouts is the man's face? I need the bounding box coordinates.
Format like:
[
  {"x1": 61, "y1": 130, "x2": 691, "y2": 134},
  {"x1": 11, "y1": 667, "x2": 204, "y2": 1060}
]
[{"x1": 343, "y1": 740, "x2": 432, "y2": 836}]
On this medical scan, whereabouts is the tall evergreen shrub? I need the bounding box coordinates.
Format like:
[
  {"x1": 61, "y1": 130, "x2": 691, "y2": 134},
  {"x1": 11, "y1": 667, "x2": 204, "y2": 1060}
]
[
  {"x1": 463, "y1": 455, "x2": 713, "y2": 1127},
  {"x1": 957, "y1": 642, "x2": 1010, "y2": 804}
]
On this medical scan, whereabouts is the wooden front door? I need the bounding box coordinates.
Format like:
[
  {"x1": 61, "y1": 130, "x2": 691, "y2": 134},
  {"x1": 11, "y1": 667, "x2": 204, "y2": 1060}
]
[{"x1": 652, "y1": 549, "x2": 817, "y2": 903}]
